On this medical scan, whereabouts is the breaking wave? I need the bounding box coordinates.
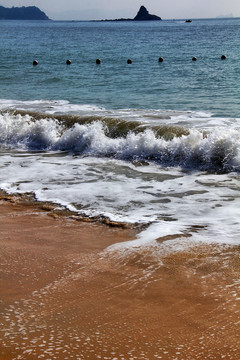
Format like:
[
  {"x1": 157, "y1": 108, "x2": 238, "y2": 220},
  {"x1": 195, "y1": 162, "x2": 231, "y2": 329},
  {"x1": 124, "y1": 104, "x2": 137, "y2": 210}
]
[{"x1": 0, "y1": 109, "x2": 239, "y2": 173}]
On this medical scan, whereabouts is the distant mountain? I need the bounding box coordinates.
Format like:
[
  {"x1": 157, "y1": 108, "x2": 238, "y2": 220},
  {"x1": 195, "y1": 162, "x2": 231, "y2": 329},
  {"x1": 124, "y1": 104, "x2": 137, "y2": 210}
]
[
  {"x1": 102, "y1": 6, "x2": 161, "y2": 22},
  {"x1": 0, "y1": 6, "x2": 50, "y2": 20},
  {"x1": 134, "y1": 6, "x2": 161, "y2": 21}
]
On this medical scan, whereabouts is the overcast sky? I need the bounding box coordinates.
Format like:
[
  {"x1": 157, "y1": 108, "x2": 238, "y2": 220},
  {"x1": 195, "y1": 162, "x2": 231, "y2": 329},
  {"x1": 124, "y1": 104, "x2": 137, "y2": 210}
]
[{"x1": 1, "y1": 0, "x2": 239, "y2": 20}]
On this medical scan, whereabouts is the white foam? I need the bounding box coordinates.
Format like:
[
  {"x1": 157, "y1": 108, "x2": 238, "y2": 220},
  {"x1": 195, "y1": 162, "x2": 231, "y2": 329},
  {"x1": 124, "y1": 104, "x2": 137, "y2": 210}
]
[
  {"x1": 0, "y1": 111, "x2": 240, "y2": 173},
  {"x1": 0, "y1": 99, "x2": 105, "y2": 116},
  {"x1": 0, "y1": 100, "x2": 239, "y2": 247},
  {"x1": 1, "y1": 98, "x2": 239, "y2": 128}
]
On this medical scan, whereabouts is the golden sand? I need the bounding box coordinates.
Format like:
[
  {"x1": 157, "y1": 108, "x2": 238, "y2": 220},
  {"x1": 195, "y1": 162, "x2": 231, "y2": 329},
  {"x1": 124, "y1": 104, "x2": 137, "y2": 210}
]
[{"x1": 0, "y1": 196, "x2": 239, "y2": 360}]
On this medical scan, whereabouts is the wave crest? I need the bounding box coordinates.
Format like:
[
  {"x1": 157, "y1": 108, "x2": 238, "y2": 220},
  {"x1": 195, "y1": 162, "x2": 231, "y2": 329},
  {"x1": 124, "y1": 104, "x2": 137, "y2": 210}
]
[{"x1": 0, "y1": 111, "x2": 239, "y2": 172}]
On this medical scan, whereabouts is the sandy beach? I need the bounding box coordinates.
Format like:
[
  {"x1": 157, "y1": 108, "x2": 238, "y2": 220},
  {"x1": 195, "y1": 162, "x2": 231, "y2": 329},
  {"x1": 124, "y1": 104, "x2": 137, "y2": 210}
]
[{"x1": 0, "y1": 194, "x2": 239, "y2": 360}]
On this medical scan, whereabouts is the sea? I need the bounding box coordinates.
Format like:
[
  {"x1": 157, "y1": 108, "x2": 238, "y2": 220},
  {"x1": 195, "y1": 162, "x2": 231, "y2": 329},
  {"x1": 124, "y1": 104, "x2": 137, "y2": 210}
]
[{"x1": 0, "y1": 18, "x2": 240, "y2": 249}]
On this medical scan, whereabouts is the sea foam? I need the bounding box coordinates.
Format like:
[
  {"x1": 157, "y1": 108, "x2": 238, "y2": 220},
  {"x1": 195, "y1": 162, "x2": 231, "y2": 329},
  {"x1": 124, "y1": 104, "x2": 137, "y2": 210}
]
[{"x1": 0, "y1": 110, "x2": 239, "y2": 173}]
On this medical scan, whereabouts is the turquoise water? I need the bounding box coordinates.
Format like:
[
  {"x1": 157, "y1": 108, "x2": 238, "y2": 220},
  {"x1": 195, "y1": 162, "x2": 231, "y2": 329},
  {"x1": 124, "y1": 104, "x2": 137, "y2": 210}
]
[
  {"x1": 0, "y1": 18, "x2": 240, "y2": 246},
  {"x1": 1, "y1": 19, "x2": 240, "y2": 360},
  {"x1": 0, "y1": 18, "x2": 240, "y2": 116}
]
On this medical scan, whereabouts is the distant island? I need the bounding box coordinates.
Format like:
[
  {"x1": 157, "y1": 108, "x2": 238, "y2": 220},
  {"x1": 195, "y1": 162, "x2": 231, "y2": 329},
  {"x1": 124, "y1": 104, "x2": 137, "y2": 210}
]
[
  {"x1": 0, "y1": 6, "x2": 50, "y2": 20},
  {"x1": 101, "y1": 6, "x2": 162, "y2": 22}
]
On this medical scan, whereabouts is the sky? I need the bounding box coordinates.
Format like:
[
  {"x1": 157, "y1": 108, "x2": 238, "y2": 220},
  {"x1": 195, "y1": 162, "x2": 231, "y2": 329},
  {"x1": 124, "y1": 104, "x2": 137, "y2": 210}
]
[{"x1": 1, "y1": 0, "x2": 239, "y2": 20}]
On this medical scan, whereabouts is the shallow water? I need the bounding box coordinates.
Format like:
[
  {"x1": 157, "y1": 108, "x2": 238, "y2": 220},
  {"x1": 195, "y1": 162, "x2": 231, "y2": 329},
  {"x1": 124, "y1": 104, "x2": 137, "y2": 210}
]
[
  {"x1": 0, "y1": 19, "x2": 240, "y2": 115},
  {"x1": 0, "y1": 20, "x2": 240, "y2": 360},
  {"x1": 0, "y1": 18, "x2": 240, "y2": 247},
  {"x1": 0, "y1": 103, "x2": 239, "y2": 245}
]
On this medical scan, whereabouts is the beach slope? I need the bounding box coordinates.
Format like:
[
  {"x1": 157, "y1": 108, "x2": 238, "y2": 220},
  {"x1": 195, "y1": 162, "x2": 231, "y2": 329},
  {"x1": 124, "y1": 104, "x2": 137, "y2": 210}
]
[{"x1": 0, "y1": 196, "x2": 239, "y2": 359}]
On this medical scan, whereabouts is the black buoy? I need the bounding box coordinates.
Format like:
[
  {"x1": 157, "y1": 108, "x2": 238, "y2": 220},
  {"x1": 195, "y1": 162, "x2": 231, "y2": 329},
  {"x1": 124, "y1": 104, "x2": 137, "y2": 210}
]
[
  {"x1": 66, "y1": 59, "x2": 71, "y2": 65},
  {"x1": 221, "y1": 54, "x2": 226, "y2": 60},
  {"x1": 127, "y1": 59, "x2": 132, "y2": 64},
  {"x1": 96, "y1": 58, "x2": 101, "y2": 64},
  {"x1": 33, "y1": 60, "x2": 38, "y2": 66},
  {"x1": 158, "y1": 57, "x2": 164, "y2": 62},
  {"x1": 192, "y1": 57, "x2": 197, "y2": 61}
]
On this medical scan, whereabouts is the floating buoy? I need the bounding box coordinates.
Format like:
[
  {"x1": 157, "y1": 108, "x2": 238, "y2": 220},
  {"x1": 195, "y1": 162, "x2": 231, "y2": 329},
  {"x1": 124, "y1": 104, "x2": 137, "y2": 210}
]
[
  {"x1": 33, "y1": 60, "x2": 38, "y2": 66},
  {"x1": 96, "y1": 58, "x2": 101, "y2": 64},
  {"x1": 192, "y1": 57, "x2": 197, "y2": 61},
  {"x1": 127, "y1": 59, "x2": 132, "y2": 64},
  {"x1": 221, "y1": 54, "x2": 226, "y2": 60},
  {"x1": 158, "y1": 57, "x2": 164, "y2": 62},
  {"x1": 66, "y1": 59, "x2": 71, "y2": 65}
]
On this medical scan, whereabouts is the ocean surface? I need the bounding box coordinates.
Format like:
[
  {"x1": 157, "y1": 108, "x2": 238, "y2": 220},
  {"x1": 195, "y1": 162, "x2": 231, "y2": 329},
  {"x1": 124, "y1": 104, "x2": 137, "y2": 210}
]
[{"x1": 0, "y1": 18, "x2": 239, "y2": 247}]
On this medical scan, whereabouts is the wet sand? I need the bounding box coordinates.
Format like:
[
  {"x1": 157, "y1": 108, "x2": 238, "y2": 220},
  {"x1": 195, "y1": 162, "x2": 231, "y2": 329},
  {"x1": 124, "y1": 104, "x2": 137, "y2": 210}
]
[{"x1": 0, "y1": 196, "x2": 239, "y2": 360}]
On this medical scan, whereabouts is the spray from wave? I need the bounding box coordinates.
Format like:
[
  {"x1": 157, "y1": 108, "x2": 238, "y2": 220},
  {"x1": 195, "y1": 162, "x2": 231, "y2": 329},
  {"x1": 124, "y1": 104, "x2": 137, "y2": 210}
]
[{"x1": 0, "y1": 109, "x2": 239, "y2": 173}]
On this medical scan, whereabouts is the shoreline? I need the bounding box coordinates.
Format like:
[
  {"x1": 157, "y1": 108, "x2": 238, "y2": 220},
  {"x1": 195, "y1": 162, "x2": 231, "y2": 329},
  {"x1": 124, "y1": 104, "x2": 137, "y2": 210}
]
[
  {"x1": 0, "y1": 190, "x2": 145, "y2": 230},
  {"x1": 0, "y1": 195, "x2": 240, "y2": 359}
]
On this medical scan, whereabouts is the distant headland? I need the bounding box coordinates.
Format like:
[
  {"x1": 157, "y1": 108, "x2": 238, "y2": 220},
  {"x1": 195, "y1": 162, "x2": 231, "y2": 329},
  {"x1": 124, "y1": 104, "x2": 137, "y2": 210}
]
[
  {"x1": 0, "y1": 5, "x2": 50, "y2": 20},
  {"x1": 101, "y1": 6, "x2": 162, "y2": 22}
]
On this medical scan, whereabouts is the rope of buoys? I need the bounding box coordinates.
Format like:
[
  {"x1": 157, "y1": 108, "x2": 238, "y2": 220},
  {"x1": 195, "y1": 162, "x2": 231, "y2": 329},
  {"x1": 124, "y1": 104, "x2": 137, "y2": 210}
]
[{"x1": 31, "y1": 56, "x2": 229, "y2": 66}]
